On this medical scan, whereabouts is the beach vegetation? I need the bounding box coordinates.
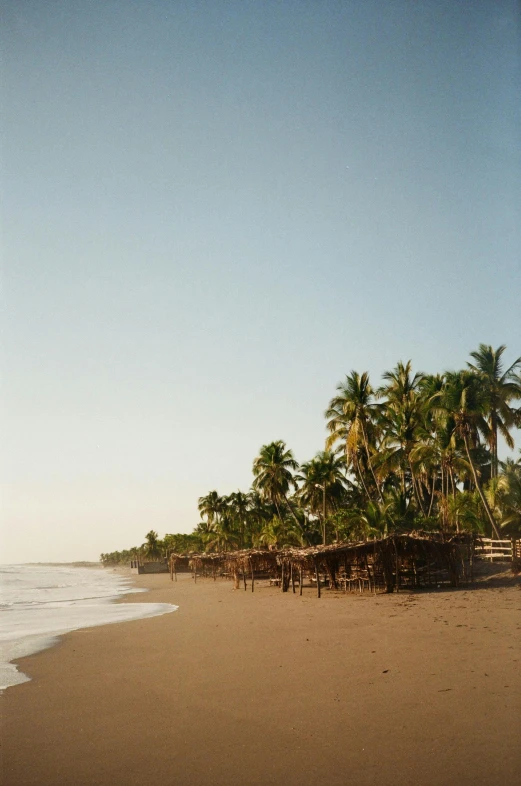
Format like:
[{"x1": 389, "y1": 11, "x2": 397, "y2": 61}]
[{"x1": 100, "y1": 344, "x2": 521, "y2": 565}]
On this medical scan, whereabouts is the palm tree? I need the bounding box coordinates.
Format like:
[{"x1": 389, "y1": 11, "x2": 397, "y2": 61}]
[
  {"x1": 467, "y1": 344, "x2": 521, "y2": 478},
  {"x1": 342, "y1": 500, "x2": 390, "y2": 540},
  {"x1": 496, "y1": 458, "x2": 521, "y2": 535},
  {"x1": 227, "y1": 490, "x2": 251, "y2": 548},
  {"x1": 413, "y1": 374, "x2": 466, "y2": 521},
  {"x1": 296, "y1": 450, "x2": 348, "y2": 544},
  {"x1": 258, "y1": 516, "x2": 303, "y2": 548},
  {"x1": 436, "y1": 370, "x2": 500, "y2": 537},
  {"x1": 377, "y1": 361, "x2": 427, "y2": 509},
  {"x1": 192, "y1": 520, "x2": 215, "y2": 551},
  {"x1": 246, "y1": 490, "x2": 273, "y2": 537},
  {"x1": 325, "y1": 371, "x2": 381, "y2": 501},
  {"x1": 142, "y1": 530, "x2": 163, "y2": 560},
  {"x1": 447, "y1": 490, "x2": 485, "y2": 533},
  {"x1": 204, "y1": 516, "x2": 239, "y2": 552},
  {"x1": 252, "y1": 441, "x2": 299, "y2": 523},
  {"x1": 379, "y1": 360, "x2": 425, "y2": 405},
  {"x1": 377, "y1": 392, "x2": 427, "y2": 514},
  {"x1": 411, "y1": 418, "x2": 470, "y2": 525},
  {"x1": 198, "y1": 491, "x2": 225, "y2": 527}
]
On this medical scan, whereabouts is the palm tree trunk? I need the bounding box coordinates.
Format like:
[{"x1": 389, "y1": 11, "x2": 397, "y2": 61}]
[
  {"x1": 361, "y1": 422, "x2": 384, "y2": 503},
  {"x1": 440, "y1": 464, "x2": 447, "y2": 528},
  {"x1": 284, "y1": 494, "x2": 302, "y2": 528},
  {"x1": 449, "y1": 468, "x2": 456, "y2": 499},
  {"x1": 354, "y1": 452, "x2": 373, "y2": 501},
  {"x1": 489, "y1": 412, "x2": 498, "y2": 479},
  {"x1": 463, "y1": 435, "x2": 500, "y2": 538},
  {"x1": 427, "y1": 472, "x2": 436, "y2": 517},
  {"x1": 409, "y1": 459, "x2": 426, "y2": 517}
]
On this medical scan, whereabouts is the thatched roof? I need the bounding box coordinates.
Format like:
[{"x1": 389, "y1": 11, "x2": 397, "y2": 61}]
[{"x1": 169, "y1": 534, "x2": 477, "y2": 592}]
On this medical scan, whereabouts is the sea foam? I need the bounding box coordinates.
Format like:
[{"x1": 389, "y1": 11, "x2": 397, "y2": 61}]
[{"x1": 0, "y1": 564, "x2": 177, "y2": 690}]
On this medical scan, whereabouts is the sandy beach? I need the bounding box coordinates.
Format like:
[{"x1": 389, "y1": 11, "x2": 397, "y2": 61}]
[{"x1": 2, "y1": 569, "x2": 520, "y2": 786}]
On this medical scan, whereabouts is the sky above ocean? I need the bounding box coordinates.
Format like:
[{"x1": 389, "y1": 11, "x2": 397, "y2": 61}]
[{"x1": 2, "y1": 1, "x2": 520, "y2": 562}]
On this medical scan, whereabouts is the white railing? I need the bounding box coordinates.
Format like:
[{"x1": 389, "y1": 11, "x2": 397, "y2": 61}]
[{"x1": 477, "y1": 538, "x2": 512, "y2": 561}]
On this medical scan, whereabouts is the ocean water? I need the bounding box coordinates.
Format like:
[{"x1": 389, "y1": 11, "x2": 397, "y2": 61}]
[{"x1": 0, "y1": 564, "x2": 177, "y2": 690}]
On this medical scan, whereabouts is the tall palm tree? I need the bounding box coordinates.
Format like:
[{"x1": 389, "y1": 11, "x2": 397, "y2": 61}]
[
  {"x1": 411, "y1": 418, "x2": 470, "y2": 524},
  {"x1": 325, "y1": 371, "x2": 381, "y2": 501},
  {"x1": 467, "y1": 344, "x2": 521, "y2": 478},
  {"x1": 377, "y1": 361, "x2": 427, "y2": 513},
  {"x1": 227, "y1": 490, "x2": 251, "y2": 548},
  {"x1": 252, "y1": 441, "x2": 299, "y2": 523},
  {"x1": 377, "y1": 393, "x2": 427, "y2": 513},
  {"x1": 436, "y1": 370, "x2": 500, "y2": 537},
  {"x1": 414, "y1": 374, "x2": 460, "y2": 520},
  {"x1": 296, "y1": 450, "x2": 348, "y2": 543}
]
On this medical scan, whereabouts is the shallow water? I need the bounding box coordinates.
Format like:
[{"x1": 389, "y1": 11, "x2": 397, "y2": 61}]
[{"x1": 0, "y1": 564, "x2": 177, "y2": 690}]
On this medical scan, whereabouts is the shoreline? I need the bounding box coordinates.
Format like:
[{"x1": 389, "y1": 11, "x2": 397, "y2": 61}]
[
  {"x1": 0, "y1": 565, "x2": 176, "y2": 692},
  {"x1": 3, "y1": 570, "x2": 520, "y2": 785}
]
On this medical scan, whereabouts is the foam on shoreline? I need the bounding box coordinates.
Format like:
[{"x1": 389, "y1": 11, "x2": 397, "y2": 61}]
[{"x1": 0, "y1": 564, "x2": 177, "y2": 690}]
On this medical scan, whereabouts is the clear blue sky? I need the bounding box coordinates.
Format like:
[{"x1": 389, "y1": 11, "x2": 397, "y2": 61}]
[{"x1": 2, "y1": 1, "x2": 520, "y2": 562}]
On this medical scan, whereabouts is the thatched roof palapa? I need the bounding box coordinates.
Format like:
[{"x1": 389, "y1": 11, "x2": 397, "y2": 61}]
[{"x1": 169, "y1": 533, "x2": 477, "y2": 595}]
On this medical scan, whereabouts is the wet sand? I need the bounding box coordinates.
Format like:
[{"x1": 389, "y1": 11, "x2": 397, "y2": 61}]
[{"x1": 2, "y1": 569, "x2": 520, "y2": 785}]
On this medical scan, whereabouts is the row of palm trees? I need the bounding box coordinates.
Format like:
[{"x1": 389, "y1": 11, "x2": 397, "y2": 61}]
[
  {"x1": 101, "y1": 344, "x2": 521, "y2": 564},
  {"x1": 100, "y1": 529, "x2": 203, "y2": 566},
  {"x1": 195, "y1": 344, "x2": 521, "y2": 549}
]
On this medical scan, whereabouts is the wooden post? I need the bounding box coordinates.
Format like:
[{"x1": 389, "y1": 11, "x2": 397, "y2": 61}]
[
  {"x1": 299, "y1": 566, "x2": 303, "y2": 596},
  {"x1": 170, "y1": 558, "x2": 173, "y2": 582},
  {"x1": 291, "y1": 562, "x2": 296, "y2": 594},
  {"x1": 315, "y1": 560, "x2": 321, "y2": 598},
  {"x1": 194, "y1": 564, "x2": 197, "y2": 583},
  {"x1": 281, "y1": 561, "x2": 285, "y2": 592},
  {"x1": 250, "y1": 558, "x2": 254, "y2": 592},
  {"x1": 243, "y1": 571, "x2": 247, "y2": 591}
]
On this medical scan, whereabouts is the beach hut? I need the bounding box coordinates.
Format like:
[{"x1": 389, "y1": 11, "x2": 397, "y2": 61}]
[{"x1": 169, "y1": 533, "x2": 475, "y2": 596}]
